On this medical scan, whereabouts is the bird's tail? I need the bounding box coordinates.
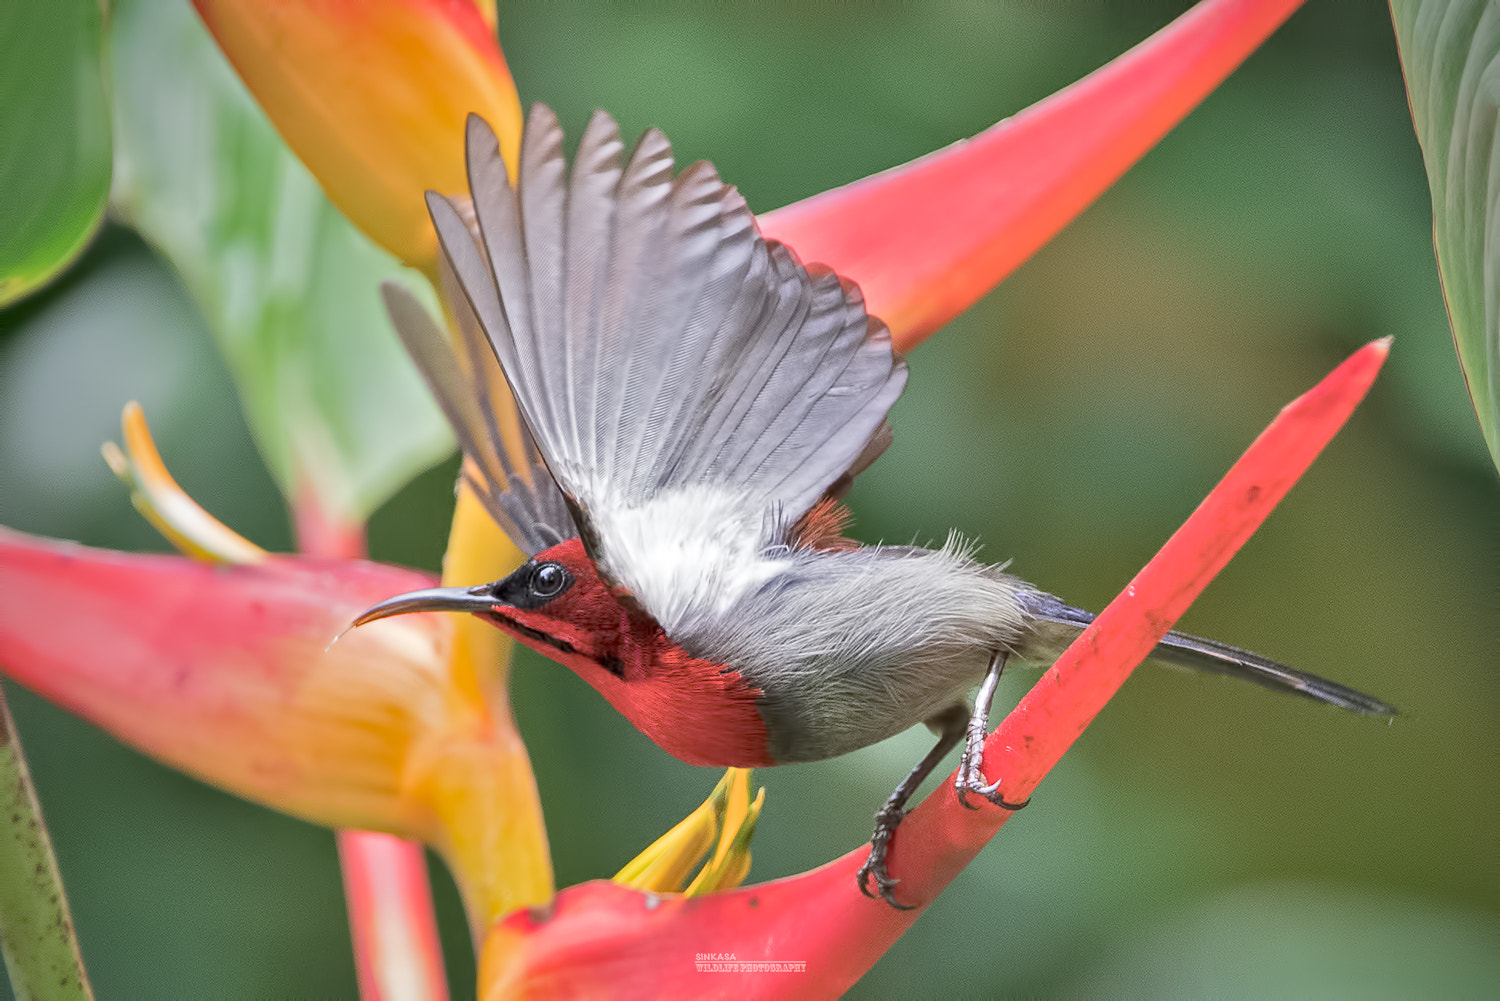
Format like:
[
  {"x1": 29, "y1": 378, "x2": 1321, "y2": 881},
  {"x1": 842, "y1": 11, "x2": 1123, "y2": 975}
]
[{"x1": 1018, "y1": 593, "x2": 1397, "y2": 716}]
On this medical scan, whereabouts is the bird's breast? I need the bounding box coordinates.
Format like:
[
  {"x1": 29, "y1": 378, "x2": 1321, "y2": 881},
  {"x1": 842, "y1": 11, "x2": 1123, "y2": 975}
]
[{"x1": 499, "y1": 605, "x2": 776, "y2": 769}]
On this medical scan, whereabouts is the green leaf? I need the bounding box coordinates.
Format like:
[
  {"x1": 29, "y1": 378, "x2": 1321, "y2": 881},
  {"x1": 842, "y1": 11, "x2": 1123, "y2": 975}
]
[
  {"x1": 1391, "y1": 0, "x2": 1500, "y2": 474},
  {"x1": 0, "y1": 0, "x2": 112, "y2": 307},
  {"x1": 107, "y1": 0, "x2": 453, "y2": 525}
]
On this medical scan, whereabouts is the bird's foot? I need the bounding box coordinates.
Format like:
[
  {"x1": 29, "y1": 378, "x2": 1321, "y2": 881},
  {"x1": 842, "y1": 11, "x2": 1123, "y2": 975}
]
[
  {"x1": 955, "y1": 749, "x2": 1030, "y2": 813},
  {"x1": 954, "y1": 652, "x2": 1029, "y2": 811},
  {"x1": 857, "y1": 803, "x2": 916, "y2": 910}
]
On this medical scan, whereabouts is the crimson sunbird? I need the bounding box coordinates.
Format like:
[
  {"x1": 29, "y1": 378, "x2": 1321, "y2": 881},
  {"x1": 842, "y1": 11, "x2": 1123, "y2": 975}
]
[{"x1": 358, "y1": 107, "x2": 1395, "y2": 906}]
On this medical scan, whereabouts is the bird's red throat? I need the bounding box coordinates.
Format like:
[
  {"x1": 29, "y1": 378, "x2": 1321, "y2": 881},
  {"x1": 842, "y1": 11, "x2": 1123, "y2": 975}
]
[{"x1": 486, "y1": 538, "x2": 775, "y2": 768}]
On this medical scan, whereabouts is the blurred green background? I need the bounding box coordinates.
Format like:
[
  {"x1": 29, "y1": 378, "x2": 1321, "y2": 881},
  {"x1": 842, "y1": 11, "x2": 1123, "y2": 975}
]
[{"x1": 2, "y1": 1, "x2": 1497, "y2": 997}]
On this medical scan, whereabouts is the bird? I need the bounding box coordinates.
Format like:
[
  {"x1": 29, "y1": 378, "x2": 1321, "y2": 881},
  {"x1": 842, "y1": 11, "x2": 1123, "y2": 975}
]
[{"x1": 356, "y1": 105, "x2": 1396, "y2": 907}]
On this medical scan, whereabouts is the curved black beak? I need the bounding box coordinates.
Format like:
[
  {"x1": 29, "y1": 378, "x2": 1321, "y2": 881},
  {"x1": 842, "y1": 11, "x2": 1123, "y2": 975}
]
[{"x1": 352, "y1": 584, "x2": 498, "y2": 627}]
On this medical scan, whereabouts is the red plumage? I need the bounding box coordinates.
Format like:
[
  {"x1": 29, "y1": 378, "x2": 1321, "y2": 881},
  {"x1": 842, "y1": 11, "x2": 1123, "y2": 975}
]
[{"x1": 491, "y1": 539, "x2": 773, "y2": 768}]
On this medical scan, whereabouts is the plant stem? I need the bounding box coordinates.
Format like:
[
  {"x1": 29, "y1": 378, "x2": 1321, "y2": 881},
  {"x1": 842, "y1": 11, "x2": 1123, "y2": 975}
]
[
  {"x1": 338, "y1": 831, "x2": 449, "y2": 1001},
  {"x1": 0, "y1": 684, "x2": 92, "y2": 1001}
]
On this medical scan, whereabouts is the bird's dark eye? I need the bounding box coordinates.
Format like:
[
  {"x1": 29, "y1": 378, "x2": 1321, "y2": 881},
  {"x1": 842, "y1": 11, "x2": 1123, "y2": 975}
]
[{"x1": 528, "y1": 562, "x2": 570, "y2": 601}]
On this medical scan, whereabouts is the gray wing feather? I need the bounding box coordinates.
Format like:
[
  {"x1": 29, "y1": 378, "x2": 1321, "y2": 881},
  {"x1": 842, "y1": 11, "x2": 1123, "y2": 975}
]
[
  {"x1": 515, "y1": 113, "x2": 569, "y2": 455},
  {"x1": 563, "y1": 113, "x2": 625, "y2": 470},
  {"x1": 379, "y1": 280, "x2": 574, "y2": 558},
  {"x1": 436, "y1": 105, "x2": 907, "y2": 571}
]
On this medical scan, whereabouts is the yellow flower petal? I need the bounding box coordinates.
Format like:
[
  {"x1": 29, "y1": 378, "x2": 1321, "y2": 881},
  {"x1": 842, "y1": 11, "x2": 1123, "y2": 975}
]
[
  {"x1": 614, "y1": 770, "x2": 732, "y2": 894},
  {"x1": 684, "y1": 778, "x2": 765, "y2": 897},
  {"x1": 102, "y1": 402, "x2": 267, "y2": 565},
  {"x1": 609, "y1": 767, "x2": 766, "y2": 898}
]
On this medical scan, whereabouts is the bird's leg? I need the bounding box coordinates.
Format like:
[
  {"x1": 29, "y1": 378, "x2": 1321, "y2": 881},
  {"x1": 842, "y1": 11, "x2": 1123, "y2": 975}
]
[
  {"x1": 857, "y1": 703, "x2": 968, "y2": 909},
  {"x1": 956, "y1": 651, "x2": 1030, "y2": 811}
]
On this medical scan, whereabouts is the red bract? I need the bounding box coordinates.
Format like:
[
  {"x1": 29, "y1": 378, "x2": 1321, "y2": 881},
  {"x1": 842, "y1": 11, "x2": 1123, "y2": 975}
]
[
  {"x1": 759, "y1": 0, "x2": 1307, "y2": 350},
  {"x1": 477, "y1": 340, "x2": 1390, "y2": 999},
  {"x1": 0, "y1": 528, "x2": 448, "y2": 834}
]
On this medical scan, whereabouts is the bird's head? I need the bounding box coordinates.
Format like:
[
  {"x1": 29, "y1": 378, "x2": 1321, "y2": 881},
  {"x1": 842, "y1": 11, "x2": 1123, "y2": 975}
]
[
  {"x1": 353, "y1": 537, "x2": 772, "y2": 767},
  {"x1": 355, "y1": 538, "x2": 629, "y2": 668}
]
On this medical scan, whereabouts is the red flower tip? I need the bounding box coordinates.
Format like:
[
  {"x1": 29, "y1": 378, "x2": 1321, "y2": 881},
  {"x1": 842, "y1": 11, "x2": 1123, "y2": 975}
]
[{"x1": 759, "y1": 0, "x2": 1309, "y2": 350}]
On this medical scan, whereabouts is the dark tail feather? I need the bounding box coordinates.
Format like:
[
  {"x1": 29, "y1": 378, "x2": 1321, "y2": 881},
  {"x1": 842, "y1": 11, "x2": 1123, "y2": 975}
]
[{"x1": 1020, "y1": 595, "x2": 1397, "y2": 717}]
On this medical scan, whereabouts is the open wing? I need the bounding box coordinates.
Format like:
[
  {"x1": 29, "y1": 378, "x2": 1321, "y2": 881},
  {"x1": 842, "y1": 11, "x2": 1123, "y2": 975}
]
[{"x1": 430, "y1": 105, "x2": 907, "y2": 615}]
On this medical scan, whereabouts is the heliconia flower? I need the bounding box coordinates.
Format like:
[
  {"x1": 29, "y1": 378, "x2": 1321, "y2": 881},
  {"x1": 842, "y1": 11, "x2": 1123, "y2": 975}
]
[
  {"x1": 614, "y1": 768, "x2": 764, "y2": 897},
  {"x1": 0, "y1": 522, "x2": 460, "y2": 995},
  {"x1": 0, "y1": 407, "x2": 559, "y2": 933},
  {"x1": 106, "y1": 403, "x2": 547, "y2": 964},
  {"x1": 476, "y1": 340, "x2": 1390, "y2": 1000},
  {"x1": 107, "y1": 405, "x2": 480, "y2": 996},
  {"x1": 191, "y1": 0, "x2": 524, "y2": 268}
]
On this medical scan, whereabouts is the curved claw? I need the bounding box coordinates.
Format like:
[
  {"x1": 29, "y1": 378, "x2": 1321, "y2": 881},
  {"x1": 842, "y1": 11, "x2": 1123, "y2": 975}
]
[
  {"x1": 856, "y1": 854, "x2": 915, "y2": 910},
  {"x1": 956, "y1": 776, "x2": 992, "y2": 811},
  {"x1": 855, "y1": 857, "x2": 880, "y2": 899},
  {"x1": 956, "y1": 766, "x2": 1030, "y2": 812}
]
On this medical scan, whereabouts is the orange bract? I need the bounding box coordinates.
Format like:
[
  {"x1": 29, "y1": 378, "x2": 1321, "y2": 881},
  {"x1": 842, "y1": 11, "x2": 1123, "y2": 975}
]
[{"x1": 193, "y1": 0, "x2": 523, "y2": 267}]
